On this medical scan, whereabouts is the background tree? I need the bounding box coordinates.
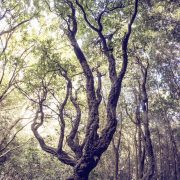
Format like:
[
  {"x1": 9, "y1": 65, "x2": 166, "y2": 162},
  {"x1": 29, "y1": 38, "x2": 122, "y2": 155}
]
[{"x1": 0, "y1": 0, "x2": 36, "y2": 165}]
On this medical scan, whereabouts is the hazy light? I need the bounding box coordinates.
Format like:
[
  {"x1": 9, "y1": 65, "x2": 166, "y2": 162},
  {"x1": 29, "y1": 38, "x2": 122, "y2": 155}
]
[{"x1": 77, "y1": 39, "x2": 83, "y2": 47}]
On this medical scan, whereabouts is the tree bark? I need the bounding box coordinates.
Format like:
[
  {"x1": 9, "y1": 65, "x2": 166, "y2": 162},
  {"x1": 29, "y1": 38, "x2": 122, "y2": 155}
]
[
  {"x1": 67, "y1": 171, "x2": 89, "y2": 180},
  {"x1": 31, "y1": 1, "x2": 139, "y2": 179},
  {"x1": 136, "y1": 58, "x2": 155, "y2": 180},
  {"x1": 128, "y1": 146, "x2": 131, "y2": 180},
  {"x1": 112, "y1": 121, "x2": 122, "y2": 180},
  {"x1": 164, "y1": 114, "x2": 179, "y2": 180},
  {"x1": 156, "y1": 127, "x2": 163, "y2": 179}
]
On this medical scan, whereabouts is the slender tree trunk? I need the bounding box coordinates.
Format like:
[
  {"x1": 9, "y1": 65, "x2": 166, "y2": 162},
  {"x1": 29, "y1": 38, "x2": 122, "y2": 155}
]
[
  {"x1": 137, "y1": 59, "x2": 155, "y2": 180},
  {"x1": 164, "y1": 115, "x2": 179, "y2": 180},
  {"x1": 128, "y1": 146, "x2": 131, "y2": 180},
  {"x1": 112, "y1": 120, "x2": 122, "y2": 180},
  {"x1": 157, "y1": 127, "x2": 163, "y2": 179},
  {"x1": 142, "y1": 112, "x2": 155, "y2": 180},
  {"x1": 138, "y1": 125, "x2": 145, "y2": 179},
  {"x1": 135, "y1": 105, "x2": 145, "y2": 179},
  {"x1": 165, "y1": 134, "x2": 170, "y2": 180},
  {"x1": 114, "y1": 148, "x2": 120, "y2": 180},
  {"x1": 135, "y1": 126, "x2": 139, "y2": 180}
]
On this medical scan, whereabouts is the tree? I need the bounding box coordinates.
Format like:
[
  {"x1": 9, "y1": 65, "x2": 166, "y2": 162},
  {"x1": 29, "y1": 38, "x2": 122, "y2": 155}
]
[
  {"x1": 22, "y1": 0, "x2": 139, "y2": 179},
  {"x1": 0, "y1": 0, "x2": 36, "y2": 165}
]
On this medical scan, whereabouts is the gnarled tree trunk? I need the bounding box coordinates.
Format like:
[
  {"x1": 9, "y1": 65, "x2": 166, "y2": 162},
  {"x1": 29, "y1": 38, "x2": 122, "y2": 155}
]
[{"x1": 31, "y1": 1, "x2": 139, "y2": 179}]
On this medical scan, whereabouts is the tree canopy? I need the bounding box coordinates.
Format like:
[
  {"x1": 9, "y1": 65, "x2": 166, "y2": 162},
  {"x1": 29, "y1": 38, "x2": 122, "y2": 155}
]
[{"x1": 0, "y1": 0, "x2": 179, "y2": 180}]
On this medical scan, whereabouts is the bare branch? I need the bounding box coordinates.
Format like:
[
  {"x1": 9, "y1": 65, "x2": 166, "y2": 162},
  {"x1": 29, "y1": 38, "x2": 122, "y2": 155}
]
[
  {"x1": 125, "y1": 104, "x2": 137, "y2": 125},
  {"x1": 76, "y1": 0, "x2": 118, "y2": 83},
  {"x1": 97, "y1": 0, "x2": 139, "y2": 155},
  {"x1": 75, "y1": 0, "x2": 99, "y2": 32},
  {"x1": 57, "y1": 78, "x2": 70, "y2": 152},
  {"x1": 0, "y1": 119, "x2": 32, "y2": 153},
  {"x1": 0, "y1": 18, "x2": 33, "y2": 37},
  {"x1": 64, "y1": 1, "x2": 97, "y2": 112},
  {"x1": 67, "y1": 84, "x2": 82, "y2": 158},
  {"x1": 0, "y1": 138, "x2": 32, "y2": 159}
]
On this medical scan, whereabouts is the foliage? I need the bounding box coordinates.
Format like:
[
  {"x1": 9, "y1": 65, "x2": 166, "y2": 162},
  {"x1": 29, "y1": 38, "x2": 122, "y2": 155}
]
[{"x1": 0, "y1": 0, "x2": 179, "y2": 179}]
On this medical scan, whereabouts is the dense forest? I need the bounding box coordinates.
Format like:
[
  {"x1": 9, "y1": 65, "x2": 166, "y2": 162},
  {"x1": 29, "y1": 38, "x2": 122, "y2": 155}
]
[{"x1": 0, "y1": 0, "x2": 179, "y2": 180}]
